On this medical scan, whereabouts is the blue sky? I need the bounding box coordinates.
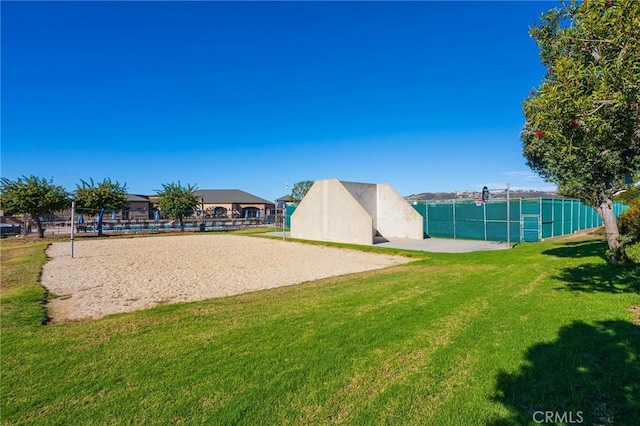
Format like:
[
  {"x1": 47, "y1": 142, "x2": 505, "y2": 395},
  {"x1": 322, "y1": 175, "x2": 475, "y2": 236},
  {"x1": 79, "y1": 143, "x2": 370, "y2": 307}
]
[{"x1": 1, "y1": 1, "x2": 557, "y2": 201}]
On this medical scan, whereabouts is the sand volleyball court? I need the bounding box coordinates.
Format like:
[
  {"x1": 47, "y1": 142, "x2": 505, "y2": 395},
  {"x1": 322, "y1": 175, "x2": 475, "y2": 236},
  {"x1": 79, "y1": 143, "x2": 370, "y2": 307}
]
[{"x1": 42, "y1": 234, "x2": 411, "y2": 322}]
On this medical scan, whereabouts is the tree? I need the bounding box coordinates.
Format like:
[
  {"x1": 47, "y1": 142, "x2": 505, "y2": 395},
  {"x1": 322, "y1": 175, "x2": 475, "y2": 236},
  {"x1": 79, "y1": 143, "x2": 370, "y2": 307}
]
[
  {"x1": 155, "y1": 182, "x2": 199, "y2": 231},
  {"x1": 0, "y1": 175, "x2": 71, "y2": 238},
  {"x1": 521, "y1": 0, "x2": 640, "y2": 258},
  {"x1": 74, "y1": 178, "x2": 128, "y2": 236},
  {"x1": 290, "y1": 180, "x2": 315, "y2": 203}
]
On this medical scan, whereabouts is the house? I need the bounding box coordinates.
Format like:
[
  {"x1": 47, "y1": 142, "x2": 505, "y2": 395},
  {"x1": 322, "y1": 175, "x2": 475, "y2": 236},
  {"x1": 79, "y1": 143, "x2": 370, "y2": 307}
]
[
  {"x1": 275, "y1": 194, "x2": 295, "y2": 209},
  {"x1": 78, "y1": 194, "x2": 154, "y2": 221},
  {"x1": 192, "y1": 189, "x2": 275, "y2": 219},
  {"x1": 123, "y1": 194, "x2": 154, "y2": 220},
  {"x1": 0, "y1": 194, "x2": 154, "y2": 224}
]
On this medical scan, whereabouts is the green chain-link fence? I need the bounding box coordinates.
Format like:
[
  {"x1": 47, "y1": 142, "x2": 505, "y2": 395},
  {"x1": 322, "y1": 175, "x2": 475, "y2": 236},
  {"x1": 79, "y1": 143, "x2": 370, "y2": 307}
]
[
  {"x1": 284, "y1": 205, "x2": 296, "y2": 229},
  {"x1": 411, "y1": 198, "x2": 627, "y2": 243}
]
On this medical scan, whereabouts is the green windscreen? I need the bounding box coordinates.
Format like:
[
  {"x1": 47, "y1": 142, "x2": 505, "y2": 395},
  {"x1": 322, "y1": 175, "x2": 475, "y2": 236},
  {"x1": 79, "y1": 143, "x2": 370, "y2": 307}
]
[{"x1": 412, "y1": 198, "x2": 626, "y2": 243}]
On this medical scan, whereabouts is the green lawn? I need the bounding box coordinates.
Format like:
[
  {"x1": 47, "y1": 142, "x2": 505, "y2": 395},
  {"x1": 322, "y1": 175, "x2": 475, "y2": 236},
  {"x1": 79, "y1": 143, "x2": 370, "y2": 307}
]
[{"x1": 1, "y1": 234, "x2": 638, "y2": 425}]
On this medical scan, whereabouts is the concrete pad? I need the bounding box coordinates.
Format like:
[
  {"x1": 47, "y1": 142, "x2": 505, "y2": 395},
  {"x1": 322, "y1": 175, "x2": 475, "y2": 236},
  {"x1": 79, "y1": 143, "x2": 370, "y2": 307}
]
[
  {"x1": 262, "y1": 232, "x2": 509, "y2": 253},
  {"x1": 373, "y1": 237, "x2": 509, "y2": 253}
]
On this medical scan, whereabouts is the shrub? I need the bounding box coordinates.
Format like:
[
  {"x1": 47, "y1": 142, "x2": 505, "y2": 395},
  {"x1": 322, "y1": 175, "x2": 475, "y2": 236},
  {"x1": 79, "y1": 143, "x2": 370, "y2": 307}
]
[
  {"x1": 618, "y1": 199, "x2": 640, "y2": 243},
  {"x1": 624, "y1": 242, "x2": 640, "y2": 264}
]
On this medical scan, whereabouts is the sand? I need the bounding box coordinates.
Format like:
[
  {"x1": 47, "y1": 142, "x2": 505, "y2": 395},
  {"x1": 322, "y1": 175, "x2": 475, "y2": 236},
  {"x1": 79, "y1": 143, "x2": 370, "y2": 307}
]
[{"x1": 41, "y1": 234, "x2": 411, "y2": 322}]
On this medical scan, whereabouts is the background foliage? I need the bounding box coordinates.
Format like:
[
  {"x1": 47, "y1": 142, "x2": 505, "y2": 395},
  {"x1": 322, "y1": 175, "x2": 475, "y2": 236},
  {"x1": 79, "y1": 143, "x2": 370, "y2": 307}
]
[
  {"x1": 290, "y1": 180, "x2": 315, "y2": 203},
  {"x1": 0, "y1": 175, "x2": 70, "y2": 237},
  {"x1": 155, "y1": 181, "x2": 199, "y2": 230},
  {"x1": 522, "y1": 0, "x2": 640, "y2": 204}
]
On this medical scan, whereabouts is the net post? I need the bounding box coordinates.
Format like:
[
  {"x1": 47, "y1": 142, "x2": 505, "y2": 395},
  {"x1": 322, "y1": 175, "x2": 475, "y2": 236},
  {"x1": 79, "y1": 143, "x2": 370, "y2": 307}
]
[
  {"x1": 70, "y1": 200, "x2": 76, "y2": 258},
  {"x1": 283, "y1": 183, "x2": 288, "y2": 242}
]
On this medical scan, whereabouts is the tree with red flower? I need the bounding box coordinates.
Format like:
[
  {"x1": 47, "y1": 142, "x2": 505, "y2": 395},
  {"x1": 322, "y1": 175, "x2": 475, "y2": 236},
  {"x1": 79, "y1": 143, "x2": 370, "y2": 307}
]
[{"x1": 521, "y1": 0, "x2": 640, "y2": 260}]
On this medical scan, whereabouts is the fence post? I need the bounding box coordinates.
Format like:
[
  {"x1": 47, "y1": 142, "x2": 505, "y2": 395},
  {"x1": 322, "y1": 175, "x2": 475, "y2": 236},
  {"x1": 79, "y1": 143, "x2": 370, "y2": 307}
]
[
  {"x1": 551, "y1": 198, "x2": 555, "y2": 237},
  {"x1": 425, "y1": 203, "x2": 429, "y2": 236},
  {"x1": 452, "y1": 199, "x2": 456, "y2": 239},
  {"x1": 586, "y1": 204, "x2": 588, "y2": 229},
  {"x1": 539, "y1": 198, "x2": 543, "y2": 238},
  {"x1": 570, "y1": 199, "x2": 573, "y2": 234},
  {"x1": 519, "y1": 198, "x2": 522, "y2": 243},
  {"x1": 561, "y1": 199, "x2": 565, "y2": 236},
  {"x1": 538, "y1": 213, "x2": 542, "y2": 241},
  {"x1": 577, "y1": 202, "x2": 581, "y2": 230},
  {"x1": 483, "y1": 201, "x2": 487, "y2": 241},
  {"x1": 506, "y1": 184, "x2": 510, "y2": 246}
]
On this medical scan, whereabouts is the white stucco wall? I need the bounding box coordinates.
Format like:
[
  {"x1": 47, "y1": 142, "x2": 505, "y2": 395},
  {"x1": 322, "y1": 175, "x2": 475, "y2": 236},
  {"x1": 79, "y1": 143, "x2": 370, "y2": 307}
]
[
  {"x1": 290, "y1": 179, "x2": 374, "y2": 245},
  {"x1": 376, "y1": 183, "x2": 424, "y2": 239},
  {"x1": 290, "y1": 179, "x2": 423, "y2": 245},
  {"x1": 341, "y1": 181, "x2": 377, "y2": 234}
]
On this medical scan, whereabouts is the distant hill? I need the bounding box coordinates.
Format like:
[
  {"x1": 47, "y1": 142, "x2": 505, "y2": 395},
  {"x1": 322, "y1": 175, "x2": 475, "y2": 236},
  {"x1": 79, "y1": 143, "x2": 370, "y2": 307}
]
[{"x1": 405, "y1": 189, "x2": 559, "y2": 201}]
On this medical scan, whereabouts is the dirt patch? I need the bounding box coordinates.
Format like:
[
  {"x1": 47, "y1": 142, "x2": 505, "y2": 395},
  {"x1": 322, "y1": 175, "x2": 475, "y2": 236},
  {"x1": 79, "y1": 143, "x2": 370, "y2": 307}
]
[
  {"x1": 41, "y1": 234, "x2": 411, "y2": 322},
  {"x1": 550, "y1": 227, "x2": 605, "y2": 241},
  {"x1": 629, "y1": 305, "x2": 640, "y2": 326}
]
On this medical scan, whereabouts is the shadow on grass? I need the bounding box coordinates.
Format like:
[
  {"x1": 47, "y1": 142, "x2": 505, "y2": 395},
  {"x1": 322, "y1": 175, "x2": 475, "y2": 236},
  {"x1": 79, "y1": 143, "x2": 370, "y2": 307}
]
[
  {"x1": 554, "y1": 263, "x2": 640, "y2": 294},
  {"x1": 542, "y1": 240, "x2": 608, "y2": 260},
  {"x1": 542, "y1": 240, "x2": 639, "y2": 294},
  {"x1": 491, "y1": 320, "x2": 640, "y2": 425}
]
